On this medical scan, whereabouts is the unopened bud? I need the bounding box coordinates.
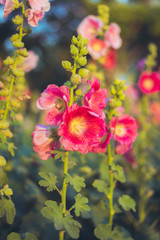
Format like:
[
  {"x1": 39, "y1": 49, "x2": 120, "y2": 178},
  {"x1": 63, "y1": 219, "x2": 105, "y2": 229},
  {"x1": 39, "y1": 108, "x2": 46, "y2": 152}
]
[
  {"x1": 78, "y1": 57, "x2": 87, "y2": 66},
  {"x1": 12, "y1": 40, "x2": 24, "y2": 48},
  {"x1": 4, "y1": 188, "x2": 13, "y2": 196},
  {"x1": 75, "y1": 89, "x2": 82, "y2": 96},
  {"x1": 111, "y1": 85, "x2": 116, "y2": 95},
  {"x1": 70, "y1": 74, "x2": 81, "y2": 85},
  {"x1": 62, "y1": 61, "x2": 72, "y2": 71},
  {"x1": 0, "y1": 156, "x2": 6, "y2": 167},
  {"x1": 71, "y1": 36, "x2": 77, "y2": 45},
  {"x1": 3, "y1": 57, "x2": 14, "y2": 66},
  {"x1": 10, "y1": 34, "x2": 19, "y2": 42},
  {"x1": 12, "y1": 15, "x2": 23, "y2": 25},
  {"x1": 12, "y1": 69, "x2": 24, "y2": 77},
  {"x1": 114, "y1": 79, "x2": 120, "y2": 85},
  {"x1": 70, "y1": 45, "x2": 79, "y2": 56},
  {"x1": 3, "y1": 129, "x2": 13, "y2": 138},
  {"x1": 0, "y1": 120, "x2": 9, "y2": 129},
  {"x1": 11, "y1": 99, "x2": 20, "y2": 108},
  {"x1": 18, "y1": 48, "x2": 28, "y2": 57},
  {"x1": 0, "y1": 89, "x2": 9, "y2": 96},
  {"x1": 80, "y1": 46, "x2": 88, "y2": 55},
  {"x1": 78, "y1": 68, "x2": 89, "y2": 78}
]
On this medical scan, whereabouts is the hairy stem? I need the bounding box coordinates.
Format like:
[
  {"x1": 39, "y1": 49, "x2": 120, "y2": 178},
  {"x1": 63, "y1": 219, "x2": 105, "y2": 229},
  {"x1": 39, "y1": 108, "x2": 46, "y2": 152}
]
[
  {"x1": 108, "y1": 143, "x2": 114, "y2": 227},
  {"x1": 59, "y1": 151, "x2": 69, "y2": 240}
]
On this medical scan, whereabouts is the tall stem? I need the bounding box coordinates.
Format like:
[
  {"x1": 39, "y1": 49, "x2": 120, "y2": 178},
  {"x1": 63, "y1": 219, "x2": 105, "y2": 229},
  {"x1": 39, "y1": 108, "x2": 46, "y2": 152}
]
[
  {"x1": 59, "y1": 151, "x2": 69, "y2": 240},
  {"x1": 107, "y1": 144, "x2": 114, "y2": 227}
]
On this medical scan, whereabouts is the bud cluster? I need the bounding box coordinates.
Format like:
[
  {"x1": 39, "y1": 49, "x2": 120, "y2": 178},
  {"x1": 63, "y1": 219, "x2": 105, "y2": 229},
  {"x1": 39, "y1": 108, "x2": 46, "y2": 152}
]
[
  {"x1": 97, "y1": 5, "x2": 110, "y2": 36},
  {"x1": 146, "y1": 43, "x2": 157, "y2": 72}
]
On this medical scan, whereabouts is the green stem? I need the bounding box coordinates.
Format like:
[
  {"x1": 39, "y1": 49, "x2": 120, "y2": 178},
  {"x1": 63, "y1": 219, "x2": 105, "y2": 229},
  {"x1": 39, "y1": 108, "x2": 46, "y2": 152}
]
[
  {"x1": 3, "y1": 2, "x2": 25, "y2": 121},
  {"x1": 107, "y1": 144, "x2": 114, "y2": 227},
  {"x1": 59, "y1": 151, "x2": 69, "y2": 240}
]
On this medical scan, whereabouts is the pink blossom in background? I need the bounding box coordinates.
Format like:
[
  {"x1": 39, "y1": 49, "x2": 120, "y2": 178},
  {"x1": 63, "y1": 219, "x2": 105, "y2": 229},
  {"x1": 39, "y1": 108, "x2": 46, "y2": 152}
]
[
  {"x1": 89, "y1": 126, "x2": 111, "y2": 153},
  {"x1": 138, "y1": 71, "x2": 160, "y2": 95},
  {"x1": 124, "y1": 150, "x2": 137, "y2": 169},
  {"x1": 23, "y1": 51, "x2": 39, "y2": 72},
  {"x1": 87, "y1": 38, "x2": 108, "y2": 60},
  {"x1": 37, "y1": 84, "x2": 70, "y2": 125},
  {"x1": 32, "y1": 124, "x2": 60, "y2": 160},
  {"x1": 116, "y1": 106, "x2": 125, "y2": 114},
  {"x1": 1, "y1": 0, "x2": 15, "y2": 18},
  {"x1": 77, "y1": 15, "x2": 104, "y2": 40},
  {"x1": 29, "y1": 0, "x2": 50, "y2": 12},
  {"x1": 150, "y1": 101, "x2": 160, "y2": 125},
  {"x1": 102, "y1": 49, "x2": 117, "y2": 70},
  {"x1": 116, "y1": 142, "x2": 132, "y2": 155},
  {"x1": 27, "y1": 9, "x2": 44, "y2": 27},
  {"x1": 110, "y1": 114, "x2": 138, "y2": 145},
  {"x1": 105, "y1": 23, "x2": 122, "y2": 50},
  {"x1": 125, "y1": 85, "x2": 139, "y2": 101},
  {"x1": 83, "y1": 77, "x2": 107, "y2": 118},
  {"x1": 58, "y1": 104, "x2": 106, "y2": 154}
]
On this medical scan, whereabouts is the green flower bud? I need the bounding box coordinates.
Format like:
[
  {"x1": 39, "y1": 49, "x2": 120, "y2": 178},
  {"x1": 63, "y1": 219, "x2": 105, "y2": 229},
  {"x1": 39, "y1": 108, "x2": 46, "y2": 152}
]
[
  {"x1": 4, "y1": 188, "x2": 13, "y2": 196},
  {"x1": 71, "y1": 36, "x2": 77, "y2": 45},
  {"x1": 119, "y1": 95, "x2": 125, "y2": 101},
  {"x1": 80, "y1": 46, "x2": 88, "y2": 55},
  {"x1": 77, "y1": 34, "x2": 82, "y2": 41},
  {"x1": 75, "y1": 89, "x2": 82, "y2": 96},
  {"x1": 11, "y1": 99, "x2": 20, "y2": 109},
  {"x1": 78, "y1": 68, "x2": 89, "y2": 78},
  {"x1": 12, "y1": 69, "x2": 24, "y2": 77},
  {"x1": 0, "y1": 156, "x2": 6, "y2": 167},
  {"x1": 12, "y1": 15, "x2": 23, "y2": 25},
  {"x1": 10, "y1": 33, "x2": 19, "y2": 42},
  {"x1": 64, "y1": 81, "x2": 71, "y2": 88},
  {"x1": 12, "y1": 40, "x2": 24, "y2": 48},
  {"x1": 123, "y1": 86, "x2": 127, "y2": 91},
  {"x1": 70, "y1": 45, "x2": 79, "y2": 55},
  {"x1": 62, "y1": 61, "x2": 72, "y2": 71},
  {"x1": 0, "y1": 120, "x2": 9, "y2": 130},
  {"x1": 78, "y1": 57, "x2": 87, "y2": 66},
  {"x1": 0, "y1": 89, "x2": 9, "y2": 96},
  {"x1": 3, "y1": 129, "x2": 13, "y2": 138},
  {"x1": 116, "y1": 99, "x2": 122, "y2": 107},
  {"x1": 70, "y1": 74, "x2": 81, "y2": 85},
  {"x1": 23, "y1": 26, "x2": 32, "y2": 34},
  {"x1": 13, "y1": 0, "x2": 20, "y2": 9},
  {"x1": 111, "y1": 85, "x2": 116, "y2": 95},
  {"x1": 114, "y1": 79, "x2": 120, "y2": 85},
  {"x1": 18, "y1": 48, "x2": 29, "y2": 57},
  {"x1": 3, "y1": 57, "x2": 14, "y2": 66},
  {"x1": 117, "y1": 90, "x2": 123, "y2": 96}
]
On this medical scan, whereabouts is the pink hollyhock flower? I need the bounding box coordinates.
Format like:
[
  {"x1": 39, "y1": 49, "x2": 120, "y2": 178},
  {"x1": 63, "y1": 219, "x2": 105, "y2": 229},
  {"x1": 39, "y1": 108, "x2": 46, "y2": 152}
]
[
  {"x1": 116, "y1": 142, "x2": 132, "y2": 155},
  {"x1": 1, "y1": 0, "x2": 15, "y2": 18},
  {"x1": 102, "y1": 49, "x2": 117, "y2": 70},
  {"x1": 83, "y1": 77, "x2": 107, "y2": 118},
  {"x1": 150, "y1": 101, "x2": 160, "y2": 125},
  {"x1": 58, "y1": 104, "x2": 106, "y2": 154},
  {"x1": 105, "y1": 23, "x2": 122, "y2": 50},
  {"x1": 87, "y1": 39, "x2": 108, "y2": 60},
  {"x1": 77, "y1": 15, "x2": 104, "y2": 40},
  {"x1": 31, "y1": 124, "x2": 60, "y2": 160},
  {"x1": 37, "y1": 84, "x2": 70, "y2": 125},
  {"x1": 29, "y1": 0, "x2": 50, "y2": 12},
  {"x1": 27, "y1": 9, "x2": 44, "y2": 27},
  {"x1": 89, "y1": 126, "x2": 111, "y2": 153},
  {"x1": 110, "y1": 114, "x2": 138, "y2": 145},
  {"x1": 23, "y1": 51, "x2": 39, "y2": 72},
  {"x1": 116, "y1": 106, "x2": 124, "y2": 114},
  {"x1": 138, "y1": 71, "x2": 160, "y2": 94},
  {"x1": 125, "y1": 85, "x2": 139, "y2": 101}
]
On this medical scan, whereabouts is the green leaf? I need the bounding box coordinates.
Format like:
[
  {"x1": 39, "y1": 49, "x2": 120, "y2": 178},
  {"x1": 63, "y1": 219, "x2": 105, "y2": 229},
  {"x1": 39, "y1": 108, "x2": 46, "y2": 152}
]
[
  {"x1": 0, "y1": 168, "x2": 8, "y2": 187},
  {"x1": 8, "y1": 143, "x2": 16, "y2": 156},
  {"x1": 65, "y1": 174, "x2": 85, "y2": 192},
  {"x1": 7, "y1": 232, "x2": 21, "y2": 240},
  {"x1": 51, "y1": 150, "x2": 66, "y2": 160},
  {"x1": 92, "y1": 179, "x2": 109, "y2": 195},
  {"x1": 0, "y1": 200, "x2": 5, "y2": 218},
  {"x1": 94, "y1": 224, "x2": 133, "y2": 240},
  {"x1": 74, "y1": 193, "x2": 90, "y2": 217},
  {"x1": 41, "y1": 200, "x2": 81, "y2": 239},
  {"x1": 25, "y1": 233, "x2": 38, "y2": 240},
  {"x1": 92, "y1": 202, "x2": 108, "y2": 225},
  {"x1": 39, "y1": 172, "x2": 57, "y2": 192},
  {"x1": 112, "y1": 164, "x2": 126, "y2": 183},
  {"x1": 3, "y1": 198, "x2": 16, "y2": 224},
  {"x1": 118, "y1": 195, "x2": 136, "y2": 212}
]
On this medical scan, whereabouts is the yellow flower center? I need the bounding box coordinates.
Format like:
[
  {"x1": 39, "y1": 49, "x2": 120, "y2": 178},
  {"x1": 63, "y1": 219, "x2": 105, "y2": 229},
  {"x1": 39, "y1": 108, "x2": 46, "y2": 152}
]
[
  {"x1": 143, "y1": 78, "x2": 154, "y2": 90},
  {"x1": 69, "y1": 117, "x2": 86, "y2": 136},
  {"x1": 92, "y1": 42, "x2": 103, "y2": 52},
  {"x1": 115, "y1": 124, "x2": 126, "y2": 137},
  {"x1": 55, "y1": 99, "x2": 65, "y2": 111}
]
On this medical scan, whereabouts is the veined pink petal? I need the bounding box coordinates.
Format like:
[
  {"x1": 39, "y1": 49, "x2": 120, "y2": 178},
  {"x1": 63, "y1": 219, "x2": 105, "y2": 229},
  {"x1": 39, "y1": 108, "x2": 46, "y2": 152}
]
[
  {"x1": 29, "y1": 0, "x2": 50, "y2": 12},
  {"x1": 77, "y1": 15, "x2": 104, "y2": 40},
  {"x1": 105, "y1": 23, "x2": 122, "y2": 50},
  {"x1": 1, "y1": 0, "x2": 15, "y2": 18},
  {"x1": 27, "y1": 9, "x2": 44, "y2": 27}
]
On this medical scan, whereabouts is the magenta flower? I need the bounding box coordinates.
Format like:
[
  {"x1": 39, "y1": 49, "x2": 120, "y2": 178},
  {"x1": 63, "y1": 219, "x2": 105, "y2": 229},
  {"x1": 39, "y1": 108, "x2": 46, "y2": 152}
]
[
  {"x1": 88, "y1": 126, "x2": 111, "y2": 153},
  {"x1": 138, "y1": 71, "x2": 160, "y2": 95},
  {"x1": 83, "y1": 77, "x2": 107, "y2": 118},
  {"x1": 110, "y1": 114, "x2": 138, "y2": 145},
  {"x1": 105, "y1": 23, "x2": 122, "y2": 50},
  {"x1": 31, "y1": 124, "x2": 60, "y2": 160},
  {"x1": 58, "y1": 104, "x2": 106, "y2": 154},
  {"x1": 87, "y1": 38, "x2": 108, "y2": 60},
  {"x1": 29, "y1": 0, "x2": 50, "y2": 12},
  {"x1": 1, "y1": 0, "x2": 15, "y2": 18},
  {"x1": 77, "y1": 15, "x2": 104, "y2": 40},
  {"x1": 116, "y1": 142, "x2": 132, "y2": 155},
  {"x1": 23, "y1": 51, "x2": 39, "y2": 72},
  {"x1": 37, "y1": 84, "x2": 70, "y2": 125},
  {"x1": 27, "y1": 9, "x2": 44, "y2": 27}
]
